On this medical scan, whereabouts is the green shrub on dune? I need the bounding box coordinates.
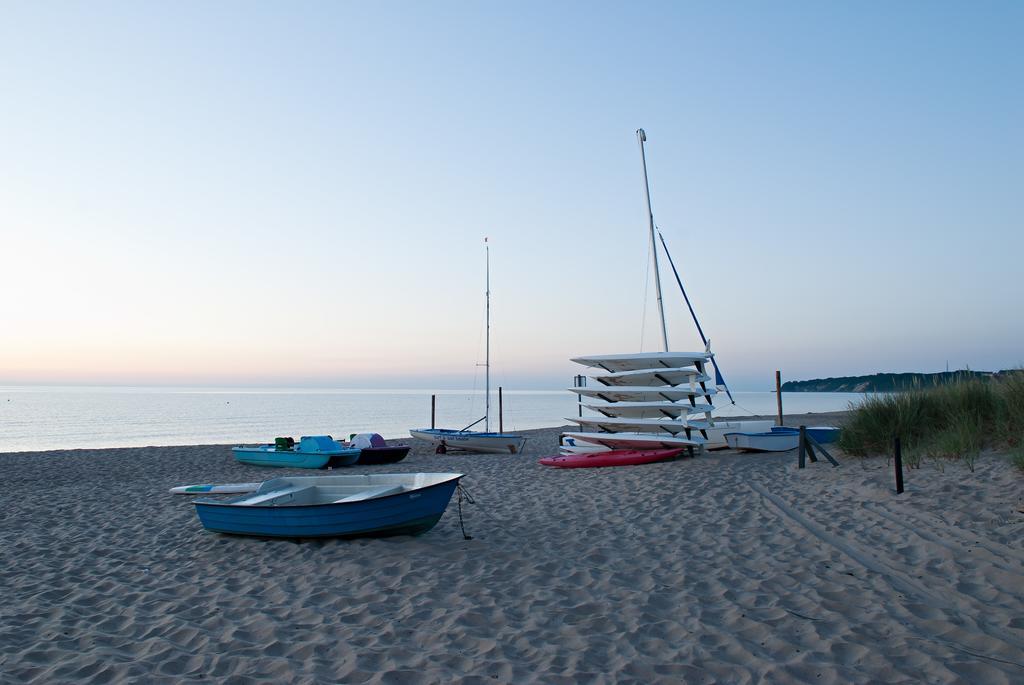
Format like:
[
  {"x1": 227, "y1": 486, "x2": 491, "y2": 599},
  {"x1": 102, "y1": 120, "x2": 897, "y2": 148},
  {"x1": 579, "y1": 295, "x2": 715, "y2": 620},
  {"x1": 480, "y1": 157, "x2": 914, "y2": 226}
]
[
  {"x1": 998, "y1": 371, "x2": 1024, "y2": 446},
  {"x1": 838, "y1": 373, "x2": 1024, "y2": 469}
]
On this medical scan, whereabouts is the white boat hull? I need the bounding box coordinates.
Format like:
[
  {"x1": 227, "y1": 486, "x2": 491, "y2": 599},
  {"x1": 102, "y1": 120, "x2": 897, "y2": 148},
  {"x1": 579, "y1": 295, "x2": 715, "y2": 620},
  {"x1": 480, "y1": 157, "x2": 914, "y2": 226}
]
[
  {"x1": 703, "y1": 421, "x2": 776, "y2": 449},
  {"x1": 562, "y1": 431, "x2": 704, "y2": 451},
  {"x1": 571, "y1": 386, "x2": 717, "y2": 403},
  {"x1": 569, "y1": 416, "x2": 699, "y2": 436},
  {"x1": 591, "y1": 367, "x2": 711, "y2": 387},
  {"x1": 557, "y1": 435, "x2": 610, "y2": 455},
  {"x1": 571, "y1": 352, "x2": 711, "y2": 373},
  {"x1": 410, "y1": 428, "x2": 526, "y2": 454},
  {"x1": 583, "y1": 401, "x2": 714, "y2": 419},
  {"x1": 725, "y1": 430, "x2": 799, "y2": 452}
]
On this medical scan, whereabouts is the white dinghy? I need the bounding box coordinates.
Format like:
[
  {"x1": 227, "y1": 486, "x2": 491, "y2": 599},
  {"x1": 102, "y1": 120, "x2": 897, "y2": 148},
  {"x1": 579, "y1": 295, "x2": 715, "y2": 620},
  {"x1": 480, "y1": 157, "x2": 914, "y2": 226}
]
[
  {"x1": 410, "y1": 239, "x2": 526, "y2": 455},
  {"x1": 725, "y1": 430, "x2": 799, "y2": 452}
]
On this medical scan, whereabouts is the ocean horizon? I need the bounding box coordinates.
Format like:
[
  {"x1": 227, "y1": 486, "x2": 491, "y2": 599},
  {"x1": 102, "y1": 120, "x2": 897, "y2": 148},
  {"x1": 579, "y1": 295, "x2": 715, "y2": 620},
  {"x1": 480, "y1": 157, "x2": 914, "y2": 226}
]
[{"x1": 0, "y1": 385, "x2": 866, "y2": 453}]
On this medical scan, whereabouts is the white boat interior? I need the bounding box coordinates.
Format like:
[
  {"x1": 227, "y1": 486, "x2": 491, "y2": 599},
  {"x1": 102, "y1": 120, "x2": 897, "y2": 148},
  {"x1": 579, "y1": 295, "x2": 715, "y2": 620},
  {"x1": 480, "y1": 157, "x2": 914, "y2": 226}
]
[{"x1": 229, "y1": 473, "x2": 463, "y2": 507}]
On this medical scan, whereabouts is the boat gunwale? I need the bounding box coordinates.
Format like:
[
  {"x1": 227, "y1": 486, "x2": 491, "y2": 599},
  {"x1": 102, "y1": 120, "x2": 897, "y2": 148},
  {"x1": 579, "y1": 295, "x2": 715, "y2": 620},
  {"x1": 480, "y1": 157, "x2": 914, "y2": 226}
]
[{"x1": 193, "y1": 473, "x2": 464, "y2": 509}]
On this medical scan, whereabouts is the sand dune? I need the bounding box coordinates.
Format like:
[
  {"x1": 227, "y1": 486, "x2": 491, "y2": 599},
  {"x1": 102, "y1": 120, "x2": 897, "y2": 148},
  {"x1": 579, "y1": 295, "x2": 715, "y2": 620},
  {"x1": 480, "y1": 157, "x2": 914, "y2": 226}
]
[{"x1": 1, "y1": 413, "x2": 1022, "y2": 683}]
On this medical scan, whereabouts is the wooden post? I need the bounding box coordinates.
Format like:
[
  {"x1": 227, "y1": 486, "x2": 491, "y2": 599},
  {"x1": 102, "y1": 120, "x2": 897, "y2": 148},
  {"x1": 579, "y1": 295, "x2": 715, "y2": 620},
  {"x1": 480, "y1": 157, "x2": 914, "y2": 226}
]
[
  {"x1": 431, "y1": 394, "x2": 436, "y2": 429},
  {"x1": 574, "y1": 374, "x2": 585, "y2": 418},
  {"x1": 806, "y1": 435, "x2": 818, "y2": 462},
  {"x1": 809, "y1": 434, "x2": 839, "y2": 466},
  {"x1": 798, "y1": 425, "x2": 806, "y2": 468},
  {"x1": 894, "y1": 436, "x2": 904, "y2": 494},
  {"x1": 776, "y1": 370, "x2": 784, "y2": 426},
  {"x1": 498, "y1": 386, "x2": 504, "y2": 433}
]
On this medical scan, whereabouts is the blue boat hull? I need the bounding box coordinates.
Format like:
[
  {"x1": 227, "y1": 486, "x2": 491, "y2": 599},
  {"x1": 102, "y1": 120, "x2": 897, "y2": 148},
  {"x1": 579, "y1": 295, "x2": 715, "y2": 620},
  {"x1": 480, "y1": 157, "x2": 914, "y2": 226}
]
[
  {"x1": 770, "y1": 426, "x2": 841, "y2": 444},
  {"x1": 194, "y1": 477, "x2": 462, "y2": 539},
  {"x1": 232, "y1": 446, "x2": 361, "y2": 469}
]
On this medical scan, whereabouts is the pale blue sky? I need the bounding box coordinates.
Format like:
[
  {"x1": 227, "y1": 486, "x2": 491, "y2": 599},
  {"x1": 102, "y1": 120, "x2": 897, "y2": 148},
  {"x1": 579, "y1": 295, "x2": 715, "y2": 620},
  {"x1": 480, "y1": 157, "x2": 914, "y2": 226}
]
[{"x1": 1, "y1": 2, "x2": 1020, "y2": 390}]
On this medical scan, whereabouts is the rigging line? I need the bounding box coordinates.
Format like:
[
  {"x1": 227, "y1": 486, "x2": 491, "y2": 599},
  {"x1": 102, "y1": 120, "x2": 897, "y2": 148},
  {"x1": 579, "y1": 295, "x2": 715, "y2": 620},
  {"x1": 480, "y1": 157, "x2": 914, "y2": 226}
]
[
  {"x1": 656, "y1": 229, "x2": 736, "y2": 405},
  {"x1": 730, "y1": 401, "x2": 769, "y2": 421},
  {"x1": 469, "y1": 280, "x2": 486, "y2": 416}
]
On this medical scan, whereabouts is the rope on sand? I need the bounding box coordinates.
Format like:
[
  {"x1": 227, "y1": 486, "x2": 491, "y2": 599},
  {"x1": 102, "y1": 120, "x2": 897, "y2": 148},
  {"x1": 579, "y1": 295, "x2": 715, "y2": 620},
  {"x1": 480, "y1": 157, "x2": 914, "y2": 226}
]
[{"x1": 456, "y1": 483, "x2": 475, "y2": 540}]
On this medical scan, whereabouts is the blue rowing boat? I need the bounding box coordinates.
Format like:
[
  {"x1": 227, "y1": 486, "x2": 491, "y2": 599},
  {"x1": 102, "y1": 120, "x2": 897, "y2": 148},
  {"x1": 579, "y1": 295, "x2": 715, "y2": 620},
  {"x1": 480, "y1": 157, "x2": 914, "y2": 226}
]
[
  {"x1": 193, "y1": 473, "x2": 464, "y2": 539},
  {"x1": 232, "y1": 435, "x2": 361, "y2": 468},
  {"x1": 768, "y1": 426, "x2": 841, "y2": 443},
  {"x1": 725, "y1": 426, "x2": 841, "y2": 452}
]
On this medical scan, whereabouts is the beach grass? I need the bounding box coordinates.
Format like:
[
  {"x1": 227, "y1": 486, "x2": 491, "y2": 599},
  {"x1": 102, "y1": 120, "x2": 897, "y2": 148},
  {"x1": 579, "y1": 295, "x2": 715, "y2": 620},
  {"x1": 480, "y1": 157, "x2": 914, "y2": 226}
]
[
  {"x1": 1009, "y1": 446, "x2": 1024, "y2": 473},
  {"x1": 838, "y1": 372, "x2": 1024, "y2": 464}
]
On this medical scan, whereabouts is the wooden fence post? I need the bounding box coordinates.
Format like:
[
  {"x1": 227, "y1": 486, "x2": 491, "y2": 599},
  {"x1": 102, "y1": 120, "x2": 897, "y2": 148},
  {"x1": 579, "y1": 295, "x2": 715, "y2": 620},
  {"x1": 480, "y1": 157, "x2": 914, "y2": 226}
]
[
  {"x1": 798, "y1": 425, "x2": 806, "y2": 468},
  {"x1": 431, "y1": 394, "x2": 436, "y2": 429},
  {"x1": 499, "y1": 386, "x2": 504, "y2": 433},
  {"x1": 894, "y1": 436, "x2": 904, "y2": 494},
  {"x1": 776, "y1": 370, "x2": 784, "y2": 426},
  {"x1": 574, "y1": 374, "x2": 585, "y2": 418}
]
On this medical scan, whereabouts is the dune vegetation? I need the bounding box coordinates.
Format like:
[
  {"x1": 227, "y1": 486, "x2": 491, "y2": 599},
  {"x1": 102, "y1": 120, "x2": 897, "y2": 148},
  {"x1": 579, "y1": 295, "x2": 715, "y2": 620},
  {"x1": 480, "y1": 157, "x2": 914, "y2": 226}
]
[{"x1": 837, "y1": 372, "x2": 1024, "y2": 471}]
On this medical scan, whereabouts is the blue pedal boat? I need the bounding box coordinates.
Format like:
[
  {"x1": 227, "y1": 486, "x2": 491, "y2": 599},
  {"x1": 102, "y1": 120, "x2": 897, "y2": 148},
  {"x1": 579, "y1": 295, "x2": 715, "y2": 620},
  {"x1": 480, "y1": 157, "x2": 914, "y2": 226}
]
[
  {"x1": 193, "y1": 473, "x2": 464, "y2": 539},
  {"x1": 232, "y1": 435, "x2": 361, "y2": 469}
]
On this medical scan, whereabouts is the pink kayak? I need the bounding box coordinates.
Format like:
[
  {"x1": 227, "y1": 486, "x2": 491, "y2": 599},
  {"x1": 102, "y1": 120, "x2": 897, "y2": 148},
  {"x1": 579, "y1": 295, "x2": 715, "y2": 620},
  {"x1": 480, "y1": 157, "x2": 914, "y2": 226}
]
[{"x1": 538, "y1": 448, "x2": 686, "y2": 469}]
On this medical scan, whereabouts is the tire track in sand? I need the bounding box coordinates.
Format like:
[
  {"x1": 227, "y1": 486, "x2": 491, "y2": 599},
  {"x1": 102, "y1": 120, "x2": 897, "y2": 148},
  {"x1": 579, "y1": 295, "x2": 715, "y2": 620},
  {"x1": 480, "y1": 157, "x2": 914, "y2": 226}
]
[{"x1": 748, "y1": 481, "x2": 1024, "y2": 664}]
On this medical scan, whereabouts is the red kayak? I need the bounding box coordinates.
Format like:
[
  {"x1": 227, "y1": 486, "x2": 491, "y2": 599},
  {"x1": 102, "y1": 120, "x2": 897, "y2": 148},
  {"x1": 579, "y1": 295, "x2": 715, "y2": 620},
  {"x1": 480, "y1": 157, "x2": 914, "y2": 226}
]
[{"x1": 538, "y1": 448, "x2": 686, "y2": 469}]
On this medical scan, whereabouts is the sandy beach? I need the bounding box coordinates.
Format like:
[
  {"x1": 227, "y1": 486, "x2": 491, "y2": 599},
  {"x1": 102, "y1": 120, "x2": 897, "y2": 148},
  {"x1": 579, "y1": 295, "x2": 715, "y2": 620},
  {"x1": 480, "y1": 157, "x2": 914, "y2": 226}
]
[{"x1": 2, "y1": 411, "x2": 1022, "y2": 684}]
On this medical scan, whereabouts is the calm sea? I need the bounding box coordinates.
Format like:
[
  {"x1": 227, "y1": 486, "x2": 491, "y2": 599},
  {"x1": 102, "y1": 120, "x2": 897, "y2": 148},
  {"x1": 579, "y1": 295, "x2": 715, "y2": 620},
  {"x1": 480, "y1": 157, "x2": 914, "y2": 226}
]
[{"x1": 0, "y1": 386, "x2": 866, "y2": 453}]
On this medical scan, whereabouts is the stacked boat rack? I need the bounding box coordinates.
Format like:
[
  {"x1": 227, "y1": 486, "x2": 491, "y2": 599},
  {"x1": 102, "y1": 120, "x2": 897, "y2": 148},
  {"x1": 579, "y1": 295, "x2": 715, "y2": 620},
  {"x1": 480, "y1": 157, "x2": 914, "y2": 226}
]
[
  {"x1": 556, "y1": 129, "x2": 772, "y2": 459},
  {"x1": 560, "y1": 349, "x2": 773, "y2": 456}
]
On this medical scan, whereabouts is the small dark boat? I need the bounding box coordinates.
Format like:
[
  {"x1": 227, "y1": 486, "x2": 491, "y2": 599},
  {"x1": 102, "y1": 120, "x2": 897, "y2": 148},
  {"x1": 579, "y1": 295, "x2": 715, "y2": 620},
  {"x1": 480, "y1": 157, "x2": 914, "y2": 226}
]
[{"x1": 349, "y1": 433, "x2": 411, "y2": 465}]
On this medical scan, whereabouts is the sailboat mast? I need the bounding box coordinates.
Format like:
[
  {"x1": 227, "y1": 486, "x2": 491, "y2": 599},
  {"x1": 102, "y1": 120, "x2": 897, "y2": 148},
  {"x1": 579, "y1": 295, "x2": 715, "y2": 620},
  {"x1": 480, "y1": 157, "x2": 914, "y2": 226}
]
[
  {"x1": 485, "y1": 237, "x2": 490, "y2": 432},
  {"x1": 637, "y1": 128, "x2": 669, "y2": 352}
]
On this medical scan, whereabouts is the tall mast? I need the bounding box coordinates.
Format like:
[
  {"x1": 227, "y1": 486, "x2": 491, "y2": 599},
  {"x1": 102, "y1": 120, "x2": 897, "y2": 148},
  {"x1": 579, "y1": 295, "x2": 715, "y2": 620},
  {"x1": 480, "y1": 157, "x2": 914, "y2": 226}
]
[
  {"x1": 637, "y1": 128, "x2": 669, "y2": 352},
  {"x1": 485, "y1": 237, "x2": 490, "y2": 432}
]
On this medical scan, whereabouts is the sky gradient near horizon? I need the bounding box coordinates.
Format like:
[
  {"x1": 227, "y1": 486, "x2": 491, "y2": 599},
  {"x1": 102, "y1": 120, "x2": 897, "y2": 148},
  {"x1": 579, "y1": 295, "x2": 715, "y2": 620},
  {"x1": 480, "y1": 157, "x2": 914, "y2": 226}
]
[{"x1": 1, "y1": 2, "x2": 1021, "y2": 391}]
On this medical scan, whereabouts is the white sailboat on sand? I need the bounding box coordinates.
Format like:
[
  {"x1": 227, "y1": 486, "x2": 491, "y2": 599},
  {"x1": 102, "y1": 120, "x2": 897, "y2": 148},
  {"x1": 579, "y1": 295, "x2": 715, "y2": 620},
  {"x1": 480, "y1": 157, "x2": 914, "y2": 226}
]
[
  {"x1": 564, "y1": 129, "x2": 772, "y2": 454},
  {"x1": 410, "y1": 240, "x2": 527, "y2": 455}
]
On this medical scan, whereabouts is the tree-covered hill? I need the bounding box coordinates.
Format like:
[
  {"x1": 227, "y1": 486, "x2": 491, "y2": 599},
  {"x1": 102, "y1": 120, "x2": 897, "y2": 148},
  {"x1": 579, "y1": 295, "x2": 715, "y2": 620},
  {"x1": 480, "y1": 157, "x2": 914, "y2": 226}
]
[{"x1": 780, "y1": 370, "x2": 1019, "y2": 393}]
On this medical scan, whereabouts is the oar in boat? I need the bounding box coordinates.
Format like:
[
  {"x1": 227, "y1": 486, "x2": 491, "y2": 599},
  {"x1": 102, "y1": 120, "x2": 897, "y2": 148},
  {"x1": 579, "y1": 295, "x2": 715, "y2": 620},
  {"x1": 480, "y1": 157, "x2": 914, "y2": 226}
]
[{"x1": 169, "y1": 482, "x2": 261, "y2": 495}]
